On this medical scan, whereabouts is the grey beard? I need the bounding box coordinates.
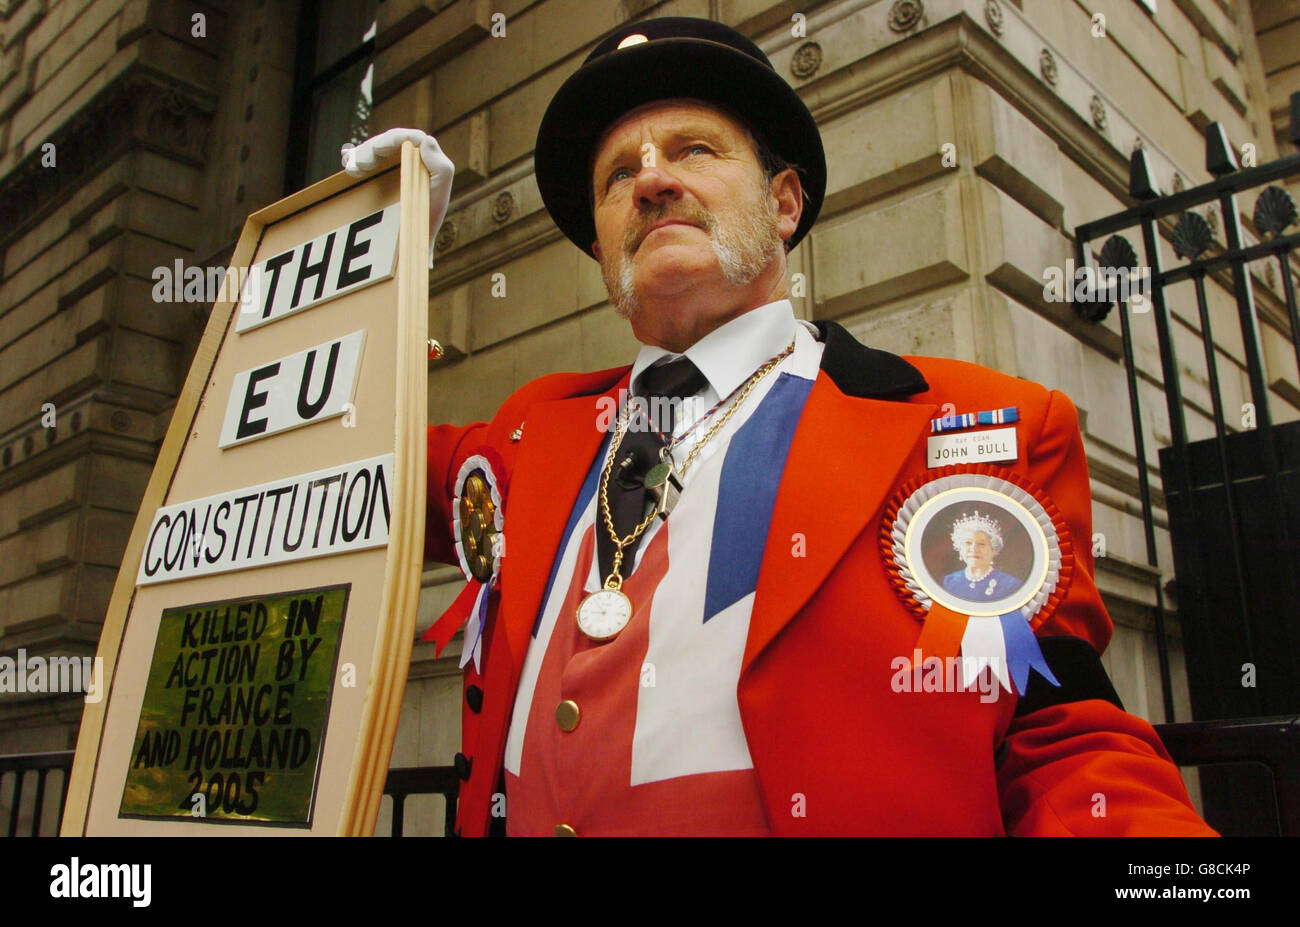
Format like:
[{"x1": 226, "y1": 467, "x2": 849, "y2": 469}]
[
  {"x1": 603, "y1": 180, "x2": 784, "y2": 321},
  {"x1": 609, "y1": 254, "x2": 638, "y2": 320}
]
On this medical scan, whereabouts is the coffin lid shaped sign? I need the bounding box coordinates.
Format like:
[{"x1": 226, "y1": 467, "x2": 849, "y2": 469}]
[{"x1": 64, "y1": 148, "x2": 429, "y2": 837}]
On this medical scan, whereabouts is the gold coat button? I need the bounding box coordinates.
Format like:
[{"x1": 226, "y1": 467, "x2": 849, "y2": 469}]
[
  {"x1": 555, "y1": 699, "x2": 580, "y2": 732},
  {"x1": 555, "y1": 824, "x2": 577, "y2": 837}
]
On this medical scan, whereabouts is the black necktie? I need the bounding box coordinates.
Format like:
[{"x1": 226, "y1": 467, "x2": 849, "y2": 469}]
[{"x1": 596, "y1": 357, "x2": 709, "y2": 583}]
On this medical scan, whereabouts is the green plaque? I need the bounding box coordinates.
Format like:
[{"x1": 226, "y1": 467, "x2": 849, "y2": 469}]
[{"x1": 119, "y1": 584, "x2": 349, "y2": 825}]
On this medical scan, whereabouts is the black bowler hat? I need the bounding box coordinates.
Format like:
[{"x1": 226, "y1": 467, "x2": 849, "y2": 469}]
[{"x1": 534, "y1": 17, "x2": 826, "y2": 259}]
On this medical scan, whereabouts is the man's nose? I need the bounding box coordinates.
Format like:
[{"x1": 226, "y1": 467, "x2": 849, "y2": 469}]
[{"x1": 632, "y1": 154, "x2": 683, "y2": 208}]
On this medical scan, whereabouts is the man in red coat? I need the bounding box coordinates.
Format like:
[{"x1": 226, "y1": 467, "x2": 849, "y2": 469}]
[{"x1": 354, "y1": 17, "x2": 1215, "y2": 836}]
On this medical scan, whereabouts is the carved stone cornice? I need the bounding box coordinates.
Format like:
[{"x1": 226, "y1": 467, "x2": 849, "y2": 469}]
[
  {"x1": 0, "y1": 66, "x2": 217, "y2": 250},
  {"x1": 763, "y1": 0, "x2": 1210, "y2": 241}
]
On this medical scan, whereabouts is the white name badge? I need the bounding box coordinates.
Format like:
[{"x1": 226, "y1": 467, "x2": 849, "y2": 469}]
[{"x1": 926, "y1": 426, "x2": 1018, "y2": 467}]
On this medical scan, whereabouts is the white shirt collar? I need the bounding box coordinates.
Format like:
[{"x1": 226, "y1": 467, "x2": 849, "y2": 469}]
[{"x1": 628, "y1": 299, "x2": 810, "y2": 401}]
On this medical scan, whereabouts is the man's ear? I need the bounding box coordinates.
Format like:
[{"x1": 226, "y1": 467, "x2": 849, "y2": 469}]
[
  {"x1": 771, "y1": 168, "x2": 803, "y2": 247},
  {"x1": 592, "y1": 240, "x2": 603, "y2": 261}
]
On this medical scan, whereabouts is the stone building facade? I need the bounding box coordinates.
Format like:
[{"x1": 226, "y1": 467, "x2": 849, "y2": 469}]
[{"x1": 1, "y1": 0, "x2": 1297, "y2": 834}]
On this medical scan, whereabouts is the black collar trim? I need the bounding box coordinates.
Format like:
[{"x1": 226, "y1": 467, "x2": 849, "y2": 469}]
[{"x1": 813, "y1": 319, "x2": 929, "y2": 398}]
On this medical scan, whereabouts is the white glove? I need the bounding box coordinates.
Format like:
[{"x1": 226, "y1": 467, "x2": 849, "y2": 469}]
[{"x1": 342, "y1": 128, "x2": 455, "y2": 268}]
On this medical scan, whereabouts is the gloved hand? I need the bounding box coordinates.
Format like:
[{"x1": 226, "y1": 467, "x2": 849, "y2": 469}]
[{"x1": 341, "y1": 128, "x2": 455, "y2": 268}]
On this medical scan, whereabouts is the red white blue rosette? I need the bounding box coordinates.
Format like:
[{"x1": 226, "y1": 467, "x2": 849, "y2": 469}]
[
  {"x1": 879, "y1": 464, "x2": 1075, "y2": 696},
  {"x1": 421, "y1": 450, "x2": 506, "y2": 674}
]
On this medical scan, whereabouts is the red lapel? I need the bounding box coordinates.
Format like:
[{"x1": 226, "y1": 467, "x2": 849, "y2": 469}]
[{"x1": 743, "y1": 371, "x2": 937, "y2": 676}]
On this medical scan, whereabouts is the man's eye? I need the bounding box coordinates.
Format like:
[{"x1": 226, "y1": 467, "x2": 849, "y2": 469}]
[
  {"x1": 608, "y1": 166, "x2": 633, "y2": 186},
  {"x1": 685, "y1": 144, "x2": 711, "y2": 156}
]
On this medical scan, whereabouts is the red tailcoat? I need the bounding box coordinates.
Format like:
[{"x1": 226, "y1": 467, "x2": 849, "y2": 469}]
[{"x1": 424, "y1": 321, "x2": 1215, "y2": 836}]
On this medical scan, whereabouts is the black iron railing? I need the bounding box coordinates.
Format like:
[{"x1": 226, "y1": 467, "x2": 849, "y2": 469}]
[
  {"x1": 1156, "y1": 717, "x2": 1300, "y2": 836},
  {"x1": 0, "y1": 751, "x2": 460, "y2": 837},
  {"x1": 1073, "y1": 98, "x2": 1300, "y2": 725},
  {"x1": 382, "y1": 765, "x2": 459, "y2": 837},
  {"x1": 0, "y1": 750, "x2": 73, "y2": 836},
  {"x1": 1072, "y1": 92, "x2": 1300, "y2": 835},
  {"x1": 4, "y1": 725, "x2": 1299, "y2": 834}
]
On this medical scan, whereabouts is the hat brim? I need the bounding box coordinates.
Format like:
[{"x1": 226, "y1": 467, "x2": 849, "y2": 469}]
[{"x1": 535, "y1": 38, "x2": 826, "y2": 259}]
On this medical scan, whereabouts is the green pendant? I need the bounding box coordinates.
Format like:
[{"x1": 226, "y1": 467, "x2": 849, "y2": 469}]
[{"x1": 643, "y1": 461, "x2": 673, "y2": 490}]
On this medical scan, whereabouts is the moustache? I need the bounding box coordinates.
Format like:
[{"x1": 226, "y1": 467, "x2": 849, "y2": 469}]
[{"x1": 625, "y1": 205, "x2": 714, "y2": 254}]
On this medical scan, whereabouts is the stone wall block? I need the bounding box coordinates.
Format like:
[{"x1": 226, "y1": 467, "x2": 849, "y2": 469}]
[
  {"x1": 968, "y1": 81, "x2": 1066, "y2": 229},
  {"x1": 812, "y1": 181, "x2": 970, "y2": 319},
  {"x1": 819, "y1": 76, "x2": 952, "y2": 218}
]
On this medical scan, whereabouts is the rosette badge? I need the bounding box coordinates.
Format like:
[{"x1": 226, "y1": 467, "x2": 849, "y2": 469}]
[
  {"x1": 880, "y1": 465, "x2": 1075, "y2": 696},
  {"x1": 457, "y1": 471, "x2": 501, "y2": 584},
  {"x1": 422, "y1": 452, "x2": 507, "y2": 673}
]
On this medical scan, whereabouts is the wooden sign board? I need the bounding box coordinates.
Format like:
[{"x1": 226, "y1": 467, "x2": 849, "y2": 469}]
[{"x1": 61, "y1": 144, "x2": 430, "y2": 835}]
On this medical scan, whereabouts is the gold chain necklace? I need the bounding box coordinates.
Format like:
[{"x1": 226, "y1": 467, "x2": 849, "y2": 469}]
[
  {"x1": 575, "y1": 339, "x2": 795, "y2": 641},
  {"x1": 672, "y1": 339, "x2": 795, "y2": 479}
]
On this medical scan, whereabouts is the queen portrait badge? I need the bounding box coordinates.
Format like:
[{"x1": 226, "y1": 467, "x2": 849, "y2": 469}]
[{"x1": 879, "y1": 464, "x2": 1075, "y2": 696}]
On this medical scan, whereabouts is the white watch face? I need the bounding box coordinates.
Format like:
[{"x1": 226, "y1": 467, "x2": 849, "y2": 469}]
[{"x1": 577, "y1": 589, "x2": 633, "y2": 640}]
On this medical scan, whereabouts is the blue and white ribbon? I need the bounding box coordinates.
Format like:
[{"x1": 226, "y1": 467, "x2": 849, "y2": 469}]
[
  {"x1": 930, "y1": 406, "x2": 1019, "y2": 433},
  {"x1": 977, "y1": 407, "x2": 1019, "y2": 426},
  {"x1": 459, "y1": 579, "x2": 492, "y2": 673}
]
